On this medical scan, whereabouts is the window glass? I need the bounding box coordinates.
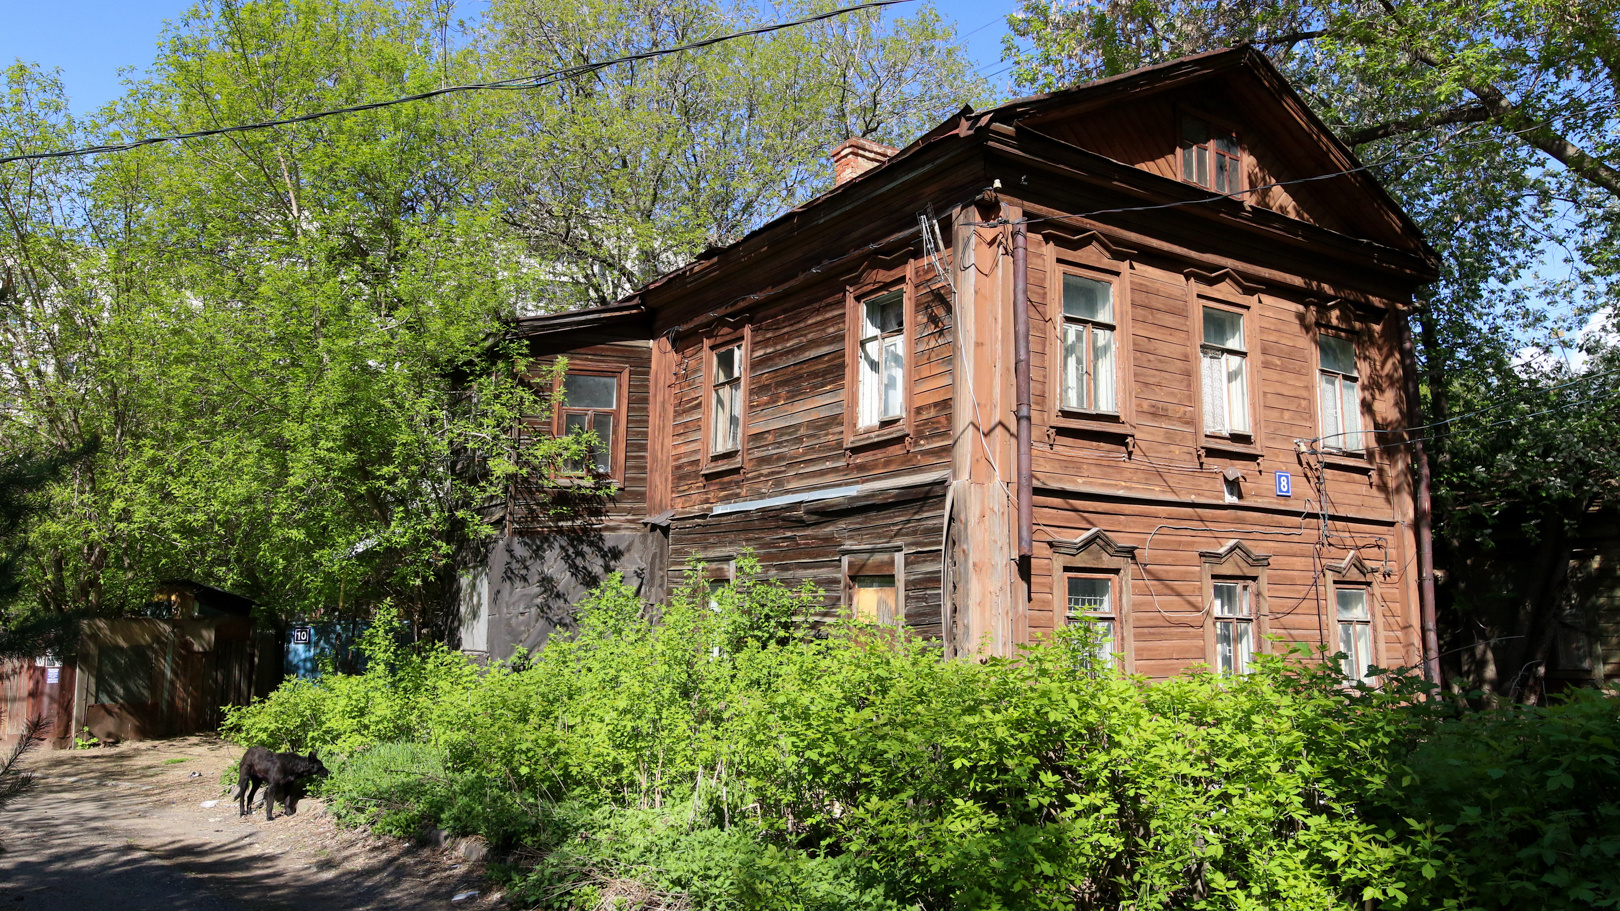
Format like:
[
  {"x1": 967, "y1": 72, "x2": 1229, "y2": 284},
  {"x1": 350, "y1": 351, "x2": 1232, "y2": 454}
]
[
  {"x1": 714, "y1": 347, "x2": 738, "y2": 383},
  {"x1": 1213, "y1": 580, "x2": 1255, "y2": 674},
  {"x1": 1203, "y1": 307, "x2": 1244, "y2": 350},
  {"x1": 1059, "y1": 275, "x2": 1117, "y2": 413},
  {"x1": 711, "y1": 344, "x2": 743, "y2": 454},
  {"x1": 1067, "y1": 576, "x2": 1116, "y2": 663},
  {"x1": 560, "y1": 373, "x2": 618, "y2": 475},
  {"x1": 1201, "y1": 307, "x2": 1248, "y2": 435},
  {"x1": 562, "y1": 373, "x2": 617, "y2": 410},
  {"x1": 1319, "y1": 335, "x2": 1357, "y2": 376},
  {"x1": 1336, "y1": 588, "x2": 1369, "y2": 620},
  {"x1": 858, "y1": 291, "x2": 906, "y2": 426},
  {"x1": 1318, "y1": 335, "x2": 1361, "y2": 450},
  {"x1": 1336, "y1": 588, "x2": 1373, "y2": 682},
  {"x1": 1063, "y1": 274, "x2": 1113, "y2": 322}
]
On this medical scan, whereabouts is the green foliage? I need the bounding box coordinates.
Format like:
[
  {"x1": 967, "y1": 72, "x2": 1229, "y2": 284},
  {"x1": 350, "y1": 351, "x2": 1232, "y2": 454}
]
[
  {"x1": 1392, "y1": 689, "x2": 1620, "y2": 909},
  {"x1": 224, "y1": 568, "x2": 1620, "y2": 910},
  {"x1": 221, "y1": 615, "x2": 479, "y2": 753},
  {"x1": 0, "y1": 0, "x2": 983, "y2": 633}
]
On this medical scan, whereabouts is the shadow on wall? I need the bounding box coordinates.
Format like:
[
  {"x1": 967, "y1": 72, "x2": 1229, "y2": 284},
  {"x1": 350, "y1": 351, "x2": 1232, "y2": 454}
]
[{"x1": 473, "y1": 490, "x2": 665, "y2": 660}]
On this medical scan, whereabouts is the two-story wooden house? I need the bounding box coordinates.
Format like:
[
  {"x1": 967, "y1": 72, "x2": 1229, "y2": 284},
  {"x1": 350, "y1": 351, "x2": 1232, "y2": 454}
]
[{"x1": 462, "y1": 46, "x2": 1443, "y2": 680}]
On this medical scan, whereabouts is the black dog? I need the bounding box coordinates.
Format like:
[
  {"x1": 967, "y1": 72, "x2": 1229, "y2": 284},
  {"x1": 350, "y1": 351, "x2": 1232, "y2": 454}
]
[{"x1": 236, "y1": 746, "x2": 329, "y2": 820}]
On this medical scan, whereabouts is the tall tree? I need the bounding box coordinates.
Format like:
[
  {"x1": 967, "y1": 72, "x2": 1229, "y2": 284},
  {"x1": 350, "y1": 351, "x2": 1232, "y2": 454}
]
[
  {"x1": 477, "y1": 0, "x2": 986, "y2": 307},
  {"x1": 0, "y1": 0, "x2": 982, "y2": 634},
  {"x1": 1004, "y1": 0, "x2": 1620, "y2": 696}
]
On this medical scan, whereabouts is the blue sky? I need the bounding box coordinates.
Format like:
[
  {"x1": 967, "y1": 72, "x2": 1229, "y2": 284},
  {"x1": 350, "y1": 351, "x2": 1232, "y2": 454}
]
[{"x1": 0, "y1": 0, "x2": 1017, "y2": 115}]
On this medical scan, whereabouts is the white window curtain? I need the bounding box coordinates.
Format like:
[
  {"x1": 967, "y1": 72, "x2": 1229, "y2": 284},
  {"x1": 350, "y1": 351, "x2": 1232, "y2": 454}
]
[
  {"x1": 1318, "y1": 335, "x2": 1361, "y2": 450},
  {"x1": 1060, "y1": 275, "x2": 1117, "y2": 413},
  {"x1": 1212, "y1": 581, "x2": 1253, "y2": 674},
  {"x1": 1201, "y1": 307, "x2": 1248, "y2": 435},
  {"x1": 859, "y1": 291, "x2": 905, "y2": 426}
]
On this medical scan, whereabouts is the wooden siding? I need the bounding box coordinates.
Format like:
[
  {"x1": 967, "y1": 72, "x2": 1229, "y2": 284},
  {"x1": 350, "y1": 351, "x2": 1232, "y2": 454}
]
[
  {"x1": 665, "y1": 260, "x2": 955, "y2": 510},
  {"x1": 495, "y1": 50, "x2": 1435, "y2": 678},
  {"x1": 668, "y1": 493, "x2": 948, "y2": 641},
  {"x1": 1027, "y1": 86, "x2": 1377, "y2": 242},
  {"x1": 1019, "y1": 226, "x2": 1419, "y2": 676},
  {"x1": 509, "y1": 342, "x2": 652, "y2": 535}
]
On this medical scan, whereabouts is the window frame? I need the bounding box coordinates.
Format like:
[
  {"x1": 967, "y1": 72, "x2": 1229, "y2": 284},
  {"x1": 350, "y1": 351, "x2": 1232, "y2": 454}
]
[
  {"x1": 1199, "y1": 303, "x2": 1251, "y2": 439},
  {"x1": 1200, "y1": 540, "x2": 1270, "y2": 674},
  {"x1": 1046, "y1": 240, "x2": 1135, "y2": 438},
  {"x1": 1186, "y1": 274, "x2": 1265, "y2": 459},
  {"x1": 1178, "y1": 108, "x2": 1244, "y2": 196},
  {"x1": 1326, "y1": 554, "x2": 1381, "y2": 684},
  {"x1": 1316, "y1": 329, "x2": 1365, "y2": 454},
  {"x1": 841, "y1": 546, "x2": 905, "y2": 627},
  {"x1": 551, "y1": 364, "x2": 630, "y2": 482},
  {"x1": 700, "y1": 325, "x2": 751, "y2": 475},
  {"x1": 844, "y1": 271, "x2": 916, "y2": 450},
  {"x1": 1049, "y1": 529, "x2": 1136, "y2": 672}
]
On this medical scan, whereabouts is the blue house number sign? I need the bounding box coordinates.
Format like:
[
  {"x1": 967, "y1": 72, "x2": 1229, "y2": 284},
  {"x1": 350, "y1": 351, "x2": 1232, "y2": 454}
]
[{"x1": 1275, "y1": 471, "x2": 1293, "y2": 498}]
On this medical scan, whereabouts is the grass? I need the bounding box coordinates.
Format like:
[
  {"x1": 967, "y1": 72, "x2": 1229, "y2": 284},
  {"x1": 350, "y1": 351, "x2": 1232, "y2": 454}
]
[{"x1": 163, "y1": 758, "x2": 189, "y2": 765}]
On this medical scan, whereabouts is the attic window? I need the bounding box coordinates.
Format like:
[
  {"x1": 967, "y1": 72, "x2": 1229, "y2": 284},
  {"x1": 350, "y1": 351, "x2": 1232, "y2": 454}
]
[{"x1": 1180, "y1": 115, "x2": 1241, "y2": 194}]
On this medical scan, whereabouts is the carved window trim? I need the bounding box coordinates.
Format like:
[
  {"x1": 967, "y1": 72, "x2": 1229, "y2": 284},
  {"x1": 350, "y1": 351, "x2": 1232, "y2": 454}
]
[
  {"x1": 1186, "y1": 271, "x2": 1265, "y2": 460},
  {"x1": 1049, "y1": 529, "x2": 1137, "y2": 672},
  {"x1": 844, "y1": 262, "x2": 916, "y2": 452},
  {"x1": 1045, "y1": 239, "x2": 1135, "y2": 440},
  {"x1": 1200, "y1": 540, "x2": 1271, "y2": 673},
  {"x1": 1326, "y1": 553, "x2": 1381, "y2": 683}
]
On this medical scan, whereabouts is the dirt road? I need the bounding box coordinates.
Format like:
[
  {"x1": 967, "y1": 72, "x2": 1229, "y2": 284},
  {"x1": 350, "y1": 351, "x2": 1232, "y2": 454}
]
[{"x1": 0, "y1": 736, "x2": 497, "y2": 911}]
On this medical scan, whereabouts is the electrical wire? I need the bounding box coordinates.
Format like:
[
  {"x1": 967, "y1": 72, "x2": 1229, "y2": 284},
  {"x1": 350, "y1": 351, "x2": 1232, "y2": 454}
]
[
  {"x1": 1306, "y1": 364, "x2": 1620, "y2": 450},
  {"x1": 0, "y1": 0, "x2": 915, "y2": 167},
  {"x1": 1325, "y1": 381, "x2": 1620, "y2": 456}
]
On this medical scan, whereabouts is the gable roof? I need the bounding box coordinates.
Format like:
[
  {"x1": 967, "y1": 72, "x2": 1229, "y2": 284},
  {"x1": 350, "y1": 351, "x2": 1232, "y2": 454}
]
[
  {"x1": 975, "y1": 46, "x2": 1434, "y2": 257},
  {"x1": 512, "y1": 46, "x2": 1437, "y2": 338}
]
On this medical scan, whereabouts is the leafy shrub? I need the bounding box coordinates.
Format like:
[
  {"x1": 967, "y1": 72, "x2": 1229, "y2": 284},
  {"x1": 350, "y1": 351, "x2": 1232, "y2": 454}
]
[{"x1": 222, "y1": 561, "x2": 1620, "y2": 910}]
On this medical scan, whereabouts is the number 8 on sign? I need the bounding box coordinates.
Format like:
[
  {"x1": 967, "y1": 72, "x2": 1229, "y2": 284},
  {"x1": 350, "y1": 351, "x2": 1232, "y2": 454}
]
[{"x1": 1275, "y1": 471, "x2": 1292, "y2": 497}]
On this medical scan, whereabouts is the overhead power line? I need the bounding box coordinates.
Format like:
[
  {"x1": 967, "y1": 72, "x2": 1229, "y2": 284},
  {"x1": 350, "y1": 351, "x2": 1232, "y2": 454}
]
[
  {"x1": 1308, "y1": 364, "x2": 1620, "y2": 450},
  {"x1": 0, "y1": 0, "x2": 914, "y2": 167}
]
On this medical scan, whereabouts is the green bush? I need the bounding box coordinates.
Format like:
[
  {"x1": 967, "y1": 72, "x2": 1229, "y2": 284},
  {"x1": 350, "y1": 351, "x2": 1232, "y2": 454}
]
[{"x1": 221, "y1": 560, "x2": 1620, "y2": 910}]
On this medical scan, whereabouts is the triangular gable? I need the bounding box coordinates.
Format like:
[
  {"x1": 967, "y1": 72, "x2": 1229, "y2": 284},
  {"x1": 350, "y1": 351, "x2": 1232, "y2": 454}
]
[
  {"x1": 1199, "y1": 539, "x2": 1271, "y2": 570},
  {"x1": 983, "y1": 47, "x2": 1434, "y2": 261}
]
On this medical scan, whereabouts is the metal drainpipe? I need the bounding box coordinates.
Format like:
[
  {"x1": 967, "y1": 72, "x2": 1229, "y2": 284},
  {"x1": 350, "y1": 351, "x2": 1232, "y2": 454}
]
[
  {"x1": 1012, "y1": 217, "x2": 1033, "y2": 561},
  {"x1": 1399, "y1": 314, "x2": 1442, "y2": 688}
]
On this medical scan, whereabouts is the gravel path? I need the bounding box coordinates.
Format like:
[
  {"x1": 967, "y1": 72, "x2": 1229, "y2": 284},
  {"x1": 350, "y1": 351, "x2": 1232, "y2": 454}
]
[{"x1": 0, "y1": 736, "x2": 498, "y2": 911}]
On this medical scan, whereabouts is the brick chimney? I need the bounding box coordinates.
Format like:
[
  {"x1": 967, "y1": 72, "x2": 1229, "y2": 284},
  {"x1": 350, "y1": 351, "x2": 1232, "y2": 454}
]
[{"x1": 830, "y1": 137, "x2": 899, "y2": 186}]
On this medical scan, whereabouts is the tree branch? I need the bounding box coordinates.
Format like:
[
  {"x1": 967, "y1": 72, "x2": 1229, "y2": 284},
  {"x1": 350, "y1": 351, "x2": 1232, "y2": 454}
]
[
  {"x1": 1254, "y1": 29, "x2": 1331, "y2": 47},
  {"x1": 1341, "y1": 103, "x2": 1492, "y2": 145},
  {"x1": 1402, "y1": 46, "x2": 1620, "y2": 198}
]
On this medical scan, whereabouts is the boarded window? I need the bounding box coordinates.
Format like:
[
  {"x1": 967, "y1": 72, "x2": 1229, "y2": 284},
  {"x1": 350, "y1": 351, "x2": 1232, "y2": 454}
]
[
  {"x1": 845, "y1": 551, "x2": 901, "y2": 626},
  {"x1": 1059, "y1": 274, "x2": 1117, "y2": 413}
]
